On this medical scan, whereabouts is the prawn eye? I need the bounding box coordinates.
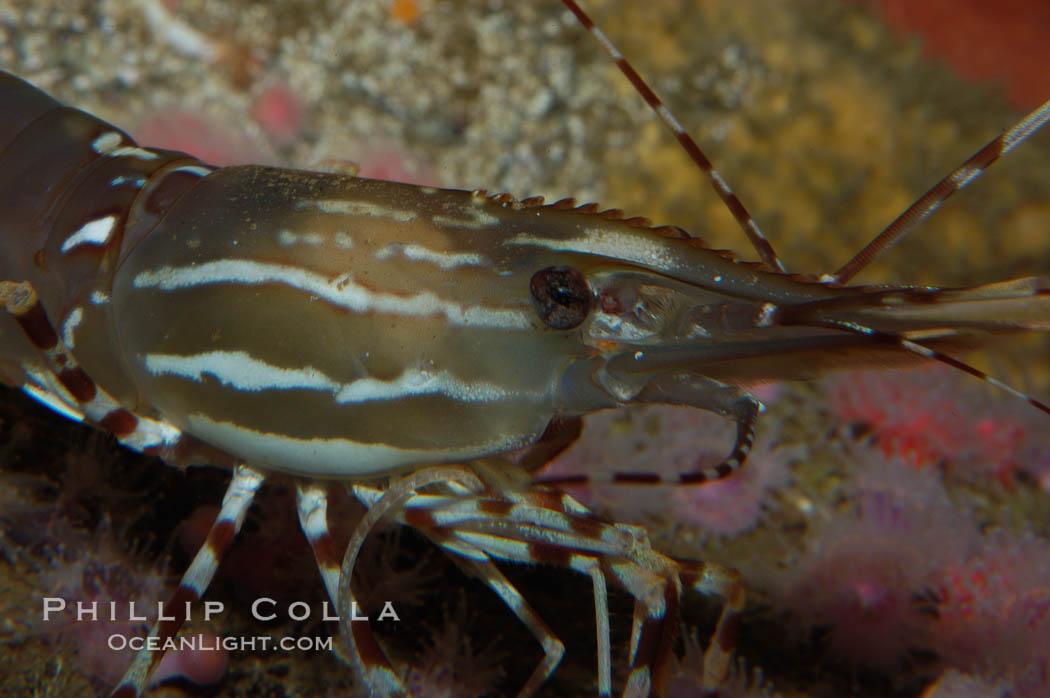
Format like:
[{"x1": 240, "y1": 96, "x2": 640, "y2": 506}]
[{"x1": 530, "y1": 266, "x2": 591, "y2": 330}]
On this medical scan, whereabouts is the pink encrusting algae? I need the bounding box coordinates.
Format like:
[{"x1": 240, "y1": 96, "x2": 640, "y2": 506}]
[{"x1": 251, "y1": 79, "x2": 307, "y2": 147}]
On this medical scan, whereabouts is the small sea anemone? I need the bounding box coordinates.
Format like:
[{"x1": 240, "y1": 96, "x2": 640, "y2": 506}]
[
  {"x1": 398, "y1": 592, "x2": 506, "y2": 698},
  {"x1": 0, "y1": 443, "x2": 230, "y2": 692},
  {"x1": 31, "y1": 515, "x2": 231, "y2": 691},
  {"x1": 32, "y1": 518, "x2": 171, "y2": 687},
  {"x1": 825, "y1": 366, "x2": 1045, "y2": 484},
  {"x1": 669, "y1": 628, "x2": 780, "y2": 698},
  {"x1": 544, "y1": 405, "x2": 801, "y2": 538},
  {"x1": 769, "y1": 447, "x2": 979, "y2": 673},
  {"x1": 931, "y1": 529, "x2": 1050, "y2": 681}
]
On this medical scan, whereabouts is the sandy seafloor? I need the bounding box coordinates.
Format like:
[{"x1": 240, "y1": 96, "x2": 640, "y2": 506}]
[{"x1": 0, "y1": 0, "x2": 1049, "y2": 696}]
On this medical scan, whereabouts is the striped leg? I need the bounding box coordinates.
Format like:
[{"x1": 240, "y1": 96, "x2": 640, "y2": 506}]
[
  {"x1": 446, "y1": 554, "x2": 567, "y2": 696},
  {"x1": 339, "y1": 467, "x2": 485, "y2": 698},
  {"x1": 295, "y1": 481, "x2": 343, "y2": 605},
  {"x1": 352, "y1": 480, "x2": 572, "y2": 697},
  {"x1": 677, "y1": 560, "x2": 745, "y2": 694},
  {"x1": 353, "y1": 477, "x2": 734, "y2": 697},
  {"x1": 0, "y1": 280, "x2": 183, "y2": 456},
  {"x1": 353, "y1": 483, "x2": 609, "y2": 695},
  {"x1": 606, "y1": 558, "x2": 679, "y2": 696},
  {"x1": 111, "y1": 464, "x2": 265, "y2": 698},
  {"x1": 429, "y1": 495, "x2": 687, "y2": 696}
]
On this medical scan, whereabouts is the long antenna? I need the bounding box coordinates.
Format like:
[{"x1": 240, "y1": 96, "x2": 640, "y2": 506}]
[
  {"x1": 830, "y1": 98, "x2": 1050, "y2": 284},
  {"x1": 560, "y1": 0, "x2": 788, "y2": 273}
]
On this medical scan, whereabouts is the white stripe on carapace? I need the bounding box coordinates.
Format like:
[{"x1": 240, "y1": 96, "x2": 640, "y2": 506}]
[
  {"x1": 61, "y1": 215, "x2": 117, "y2": 252},
  {"x1": 335, "y1": 368, "x2": 523, "y2": 404},
  {"x1": 277, "y1": 230, "x2": 325, "y2": 247},
  {"x1": 132, "y1": 260, "x2": 531, "y2": 329},
  {"x1": 433, "y1": 202, "x2": 499, "y2": 230},
  {"x1": 61, "y1": 307, "x2": 83, "y2": 349},
  {"x1": 145, "y1": 350, "x2": 534, "y2": 404},
  {"x1": 505, "y1": 230, "x2": 678, "y2": 272},
  {"x1": 295, "y1": 198, "x2": 417, "y2": 222},
  {"x1": 184, "y1": 413, "x2": 528, "y2": 477},
  {"x1": 108, "y1": 145, "x2": 160, "y2": 161},
  {"x1": 91, "y1": 131, "x2": 124, "y2": 154},
  {"x1": 146, "y1": 350, "x2": 338, "y2": 393},
  {"x1": 91, "y1": 291, "x2": 109, "y2": 305},
  {"x1": 374, "y1": 242, "x2": 490, "y2": 270}
]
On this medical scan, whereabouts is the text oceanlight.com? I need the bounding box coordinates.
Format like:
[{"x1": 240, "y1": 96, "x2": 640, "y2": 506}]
[{"x1": 108, "y1": 633, "x2": 334, "y2": 653}]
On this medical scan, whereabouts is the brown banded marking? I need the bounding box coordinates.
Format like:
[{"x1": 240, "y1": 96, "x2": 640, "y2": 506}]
[
  {"x1": 0, "y1": 281, "x2": 181, "y2": 451},
  {"x1": 112, "y1": 464, "x2": 264, "y2": 698}
]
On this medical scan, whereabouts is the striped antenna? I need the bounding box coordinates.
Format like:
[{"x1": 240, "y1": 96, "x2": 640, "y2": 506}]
[
  {"x1": 830, "y1": 97, "x2": 1050, "y2": 284},
  {"x1": 781, "y1": 314, "x2": 1050, "y2": 418},
  {"x1": 559, "y1": 0, "x2": 788, "y2": 273}
]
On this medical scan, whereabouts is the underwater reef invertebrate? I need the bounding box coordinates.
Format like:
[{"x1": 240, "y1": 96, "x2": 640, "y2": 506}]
[
  {"x1": 826, "y1": 365, "x2": 1047, "y2": 484},
  {"x1": 669, "y1": 630, "x2": 781, "y2": 698},
  {"x1": 761, "y1": 439, "x2": 1050, "y2": 694},
  {"x1": 34, "y1": 520, "x2": 228, "y2": 691},
  {"x1": 932, "y1": 529, "x2": 1050, "y2": 688},
  {"x1": 398, "y1": 593, "x2": 507, "y2": 698},
  {"x1": 2, "y1": 0, "x2": 1049, "y2": 695},
  {"x1": 770, "y1": 450, "x2": 979, "y2": 673}
]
